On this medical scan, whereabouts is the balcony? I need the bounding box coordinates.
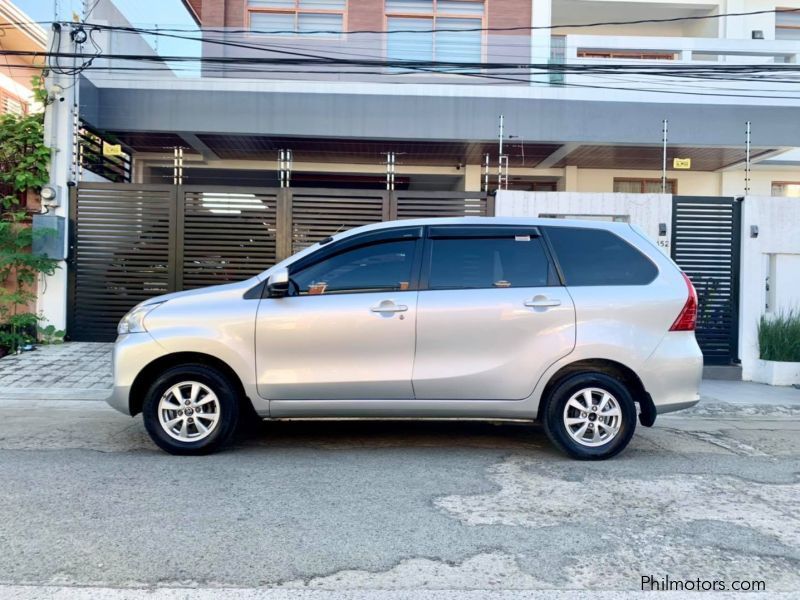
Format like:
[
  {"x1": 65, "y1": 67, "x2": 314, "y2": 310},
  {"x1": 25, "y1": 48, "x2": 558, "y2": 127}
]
[{"x1": 549, "y1": 35, "x2": 800, "y2": 101}]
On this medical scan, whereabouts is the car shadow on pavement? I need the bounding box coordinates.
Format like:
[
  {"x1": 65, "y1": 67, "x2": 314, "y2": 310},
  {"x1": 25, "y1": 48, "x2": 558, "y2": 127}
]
[{"x1": 232, "y1": 417, "x2": 558, "y2": 454}]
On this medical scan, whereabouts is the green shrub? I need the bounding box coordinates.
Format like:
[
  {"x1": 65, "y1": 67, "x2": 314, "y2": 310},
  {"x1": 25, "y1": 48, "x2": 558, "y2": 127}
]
[{"x1": 758, "y1": 309, "x2": 800, "y2": 362}]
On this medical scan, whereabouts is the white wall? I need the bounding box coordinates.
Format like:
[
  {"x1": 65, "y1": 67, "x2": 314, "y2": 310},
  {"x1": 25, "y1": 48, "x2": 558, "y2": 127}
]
[
  {"x1": 574, "y1": 168, "x2": 721, "y2": 195},
  {"x1": 721, "y1": 169, "x2": 800, "y2": 197},
  {"x1": 738, "y1": 195, "x2": 800, "y2": 379},
  {"x1": 495, "y1": 191, "x2": 672, "y2": 252}
]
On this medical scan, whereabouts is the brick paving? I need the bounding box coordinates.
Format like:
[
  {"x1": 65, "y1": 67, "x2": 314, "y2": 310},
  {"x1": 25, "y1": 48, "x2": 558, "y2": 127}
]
[{"x1": 0, "y1": 342, "x2": 113, "y2": 400}]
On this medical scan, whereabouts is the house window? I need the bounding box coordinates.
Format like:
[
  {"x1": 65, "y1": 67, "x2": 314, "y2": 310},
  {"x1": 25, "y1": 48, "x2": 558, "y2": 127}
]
[
  {"x1": 577, "y1": 50, "x2": 676, "y2": 60},
  {"x1": 247, "y1": 0, "x2": 346, "y2": 34},
  {"x1": 1, "y1": 92, "x2": 26, "y2": 116},
  {"x1": 613, "y1": 178, "x2": 677, "y2": 194},
  {"x1": 776, "y1": 9, "x2": 800, "y2": 40},
  {"x1": 771, "y1": 181, "x2": 800, "y2": 197},
  {"x1": 386, "y1": 0, "x2": 485, "y2": 66}
]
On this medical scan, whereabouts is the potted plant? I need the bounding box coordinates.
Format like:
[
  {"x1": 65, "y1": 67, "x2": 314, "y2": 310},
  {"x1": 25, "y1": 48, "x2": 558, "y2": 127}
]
[{"x1": 754, "y1": 309, "x2": 800, "y2": 386}]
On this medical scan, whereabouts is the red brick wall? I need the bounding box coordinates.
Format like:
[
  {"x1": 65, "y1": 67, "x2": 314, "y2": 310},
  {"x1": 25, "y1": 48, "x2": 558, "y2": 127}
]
[
  {"x1": 347, "y1": 0, "x2": 384, "y2": 32},
  {"x1": 488, "y1": 0, "x2": 532, "y2": 34},
  {"x1": 226, "y1": 0, "x2": 245, "y2": 29},
  {"x1": 201, "y1": 0, "x2": 224, "y2": 26},
  {"x1": 185, "y1": 0, "x2": 202, "y2": 22},
  {"x1": 201, "y1": 1, "x2": 534, "y2": 32}
]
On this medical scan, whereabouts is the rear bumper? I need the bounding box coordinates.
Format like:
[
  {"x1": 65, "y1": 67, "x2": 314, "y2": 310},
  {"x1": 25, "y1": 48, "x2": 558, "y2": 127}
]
[{"x1": 640, "y1": 331, "x2": 703, "y2": 417}]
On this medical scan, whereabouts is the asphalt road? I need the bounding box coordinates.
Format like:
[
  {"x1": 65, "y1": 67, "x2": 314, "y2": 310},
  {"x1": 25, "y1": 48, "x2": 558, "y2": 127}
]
[{"x1": 1, "y1": 399, "x2": 799, "y2": 599}]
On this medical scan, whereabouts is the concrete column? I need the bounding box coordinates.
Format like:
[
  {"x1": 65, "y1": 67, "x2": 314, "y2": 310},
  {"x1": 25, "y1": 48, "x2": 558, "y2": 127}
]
[
  {"x1": 531, "y1": 0, "x2": 552, "y2": 85},
  {"x1": 562, "y1": 165, "x2": 579, "y2": 192},
  {"x1": 463, "y1": 164, "x2": 483, "y2": 192},
  {"x1": 38, "y1": 24, "x2": 78, "y2": 332}
]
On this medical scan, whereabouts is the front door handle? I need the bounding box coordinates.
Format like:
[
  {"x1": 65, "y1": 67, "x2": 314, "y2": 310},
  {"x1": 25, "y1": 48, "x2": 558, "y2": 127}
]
[
  {"x1": 524, "y1": 296, "x2": 561, "y2": 308},
  {"x1": 371, "y1": 302, "x2": 408, "y2": 313}
]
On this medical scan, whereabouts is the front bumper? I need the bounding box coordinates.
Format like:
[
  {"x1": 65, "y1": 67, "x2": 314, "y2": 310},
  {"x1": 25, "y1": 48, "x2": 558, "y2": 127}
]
[{"x1": 106, "y1": 332, "x2": 166, "y2": 416}]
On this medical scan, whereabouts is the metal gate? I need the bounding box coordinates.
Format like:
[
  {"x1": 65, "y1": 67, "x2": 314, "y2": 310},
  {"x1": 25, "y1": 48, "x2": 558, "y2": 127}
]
[
  {"x1": 671, "y1": 196, "x2": 741, "y2": 365},
  {"x1": 68, "y1": 183, "x2": 492, "y2": 342}
]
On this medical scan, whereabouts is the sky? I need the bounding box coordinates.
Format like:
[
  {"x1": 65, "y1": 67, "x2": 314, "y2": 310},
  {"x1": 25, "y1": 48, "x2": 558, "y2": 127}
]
[
  {"x1": 13, "y1": 0, "x2": 200, "y2": 75},
  {"x1": 14, "y1": 0, "x2": 196, "y2": 28}
]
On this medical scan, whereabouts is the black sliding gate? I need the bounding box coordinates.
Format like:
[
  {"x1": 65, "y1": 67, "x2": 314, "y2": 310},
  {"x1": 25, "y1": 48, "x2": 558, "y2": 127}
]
[
  {"x1": 67, "y1": 183, "x2": 492, "y2": 342},
  {"x1": 671, "y1": 196, "x2": 741, "y2": 365}
]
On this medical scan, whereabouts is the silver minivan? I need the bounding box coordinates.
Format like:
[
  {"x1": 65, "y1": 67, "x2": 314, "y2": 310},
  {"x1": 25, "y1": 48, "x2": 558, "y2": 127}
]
[{"x1": 108, "y1": 217, "x2": 702, "y2": 459}]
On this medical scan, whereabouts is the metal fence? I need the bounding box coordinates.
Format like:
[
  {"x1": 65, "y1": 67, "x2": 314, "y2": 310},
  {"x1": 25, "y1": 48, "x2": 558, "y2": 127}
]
[
  {"x1": 68, "y1": 183, "x2": 492, "y2": 341},
  {"x1": 671, "y1": 196, "x2": 741, "y2": 365}
]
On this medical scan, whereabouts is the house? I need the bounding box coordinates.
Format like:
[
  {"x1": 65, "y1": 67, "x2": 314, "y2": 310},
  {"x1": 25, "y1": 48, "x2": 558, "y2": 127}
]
[
  {"x1": 0, "y1": 0, "x2": 45, "y2": 117},
  {"x1": 36, "y1": 0, "x2": 800, "y2": 374}
]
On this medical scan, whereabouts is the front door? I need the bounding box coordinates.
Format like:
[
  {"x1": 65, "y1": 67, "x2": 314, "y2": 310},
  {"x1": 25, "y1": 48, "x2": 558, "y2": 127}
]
[
  {"x1": 412, "y1": 225, "x2": 576, "y2": 400},
  {"x1": 256, "y1": 227, "x2": 422, "y2": 400}
]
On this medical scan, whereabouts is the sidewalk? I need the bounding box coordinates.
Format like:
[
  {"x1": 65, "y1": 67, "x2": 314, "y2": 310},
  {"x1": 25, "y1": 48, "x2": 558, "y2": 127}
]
[
  {"x1": 0, "y1": 342, "x2": 113, "y2": 401},
  {"x1": 0, "y1": 342, "x2": 798, "y2": 409}
]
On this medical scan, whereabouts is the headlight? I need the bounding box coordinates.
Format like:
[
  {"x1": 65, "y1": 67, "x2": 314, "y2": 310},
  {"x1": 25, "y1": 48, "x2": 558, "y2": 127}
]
[{"x1": 117, "y1": 302, "x2": 165, "y2": 335}]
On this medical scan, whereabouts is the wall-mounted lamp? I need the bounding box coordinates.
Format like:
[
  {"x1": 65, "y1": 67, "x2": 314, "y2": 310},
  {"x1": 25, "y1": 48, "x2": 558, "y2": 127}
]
[
  {"x1": 658, "y1": 223, "x2": 668, "y2": 236},
  {"x1": 750, "y1": 225, "x2": 759, "y2": 238}
]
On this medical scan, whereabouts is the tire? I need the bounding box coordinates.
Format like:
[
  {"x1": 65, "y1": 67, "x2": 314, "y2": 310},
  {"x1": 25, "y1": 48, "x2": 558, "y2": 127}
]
[
  {"x1": 542, "y1": 372, "x2": 637, "y2": 460},
  {"x1": 142, "y1": 364, "x2": 240, "y2": 455}
]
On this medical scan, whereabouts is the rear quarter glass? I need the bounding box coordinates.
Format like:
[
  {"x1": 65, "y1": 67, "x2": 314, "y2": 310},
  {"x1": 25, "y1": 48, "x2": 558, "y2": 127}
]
[{"x1": 544, "y1": 226, "x2": 658, "y2": 286}]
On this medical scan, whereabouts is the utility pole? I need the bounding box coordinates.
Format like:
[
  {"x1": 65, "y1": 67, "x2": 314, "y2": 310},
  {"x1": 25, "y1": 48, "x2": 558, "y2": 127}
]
[
  {"x1": 173, "y1": 147, "x2": 184, "y2": 185},
  {"x1": 497, "y1": 114, "x2": 508, "y2": 191},
  {"x1": 385, "y1": 151, "x2": 396, "y2": 191},
  {"x1": 745, "y1": 121, "x2": 751, "y2": 196},
  {"x1": 483, "y1": 153, "x2": 490, "y2": 192},
  {"x1": 279, "y1": 149, "x2": 292, "y2": 188},
  {"x1": 661, "y1": 119, "x2": 668, "y2": 194}
]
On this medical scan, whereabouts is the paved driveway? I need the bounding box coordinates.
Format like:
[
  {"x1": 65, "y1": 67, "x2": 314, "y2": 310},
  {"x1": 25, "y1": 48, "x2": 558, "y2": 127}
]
[{"x1": 1, "y1": 344, "x2": 799, "y2": 599}]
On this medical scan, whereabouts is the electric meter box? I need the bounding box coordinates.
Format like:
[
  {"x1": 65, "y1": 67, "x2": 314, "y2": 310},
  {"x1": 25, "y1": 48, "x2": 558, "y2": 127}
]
[{"x1": 32, "y1": 215, "x2": 67, "y2": 260}]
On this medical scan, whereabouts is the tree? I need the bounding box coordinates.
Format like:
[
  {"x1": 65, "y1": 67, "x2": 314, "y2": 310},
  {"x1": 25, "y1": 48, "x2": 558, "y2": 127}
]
[{"x1": 0, "y1": 76, "x2": 60, "y2": 354}]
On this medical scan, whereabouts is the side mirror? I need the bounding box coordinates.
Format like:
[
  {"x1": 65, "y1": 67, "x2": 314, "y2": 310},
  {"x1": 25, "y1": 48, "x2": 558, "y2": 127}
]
[{"x1": 266, "y1": 267, "x2": 290, "y2": 298}]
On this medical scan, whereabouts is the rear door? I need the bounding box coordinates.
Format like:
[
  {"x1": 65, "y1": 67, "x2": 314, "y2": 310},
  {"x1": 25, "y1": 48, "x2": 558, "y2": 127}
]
[{"x1": 412, "y1": 225, "x2": 576, "y2": 400}]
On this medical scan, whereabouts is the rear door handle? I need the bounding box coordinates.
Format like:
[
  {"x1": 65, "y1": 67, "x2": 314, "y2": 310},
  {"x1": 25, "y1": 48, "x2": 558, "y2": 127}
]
[
  {"x1": 524, "y1": 297, "x2": 561, "y2": 308},
  {"x1": 371, "y1": 302, "x2": 408, "y2": 313}
]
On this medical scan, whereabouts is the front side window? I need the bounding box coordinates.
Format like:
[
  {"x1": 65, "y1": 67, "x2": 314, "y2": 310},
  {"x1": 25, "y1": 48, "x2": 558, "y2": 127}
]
[
  {"x1": 248, "y1": 0, "x2": 345, "y2": 34},
  {"x1": 386, "y1": 0, "x2": 484, "y2": 67},
  {"x1": 546, "y1": 227, "x2": 658, "y2": 286},
  {"x1": 291, "y1": 240, "x2": 416, "y2": 295},
  {"x1": 427, "y1": 236, "x2": 553, "y2": 290}
]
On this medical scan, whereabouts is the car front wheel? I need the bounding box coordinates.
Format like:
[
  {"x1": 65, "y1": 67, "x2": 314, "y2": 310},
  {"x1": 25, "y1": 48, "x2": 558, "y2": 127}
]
[
  {"x1": 142, "y1": 364, "x2": 240, "y2": 455},
  {"x1": 542, "y1": 372, "x2": 637, "y2": 460}
]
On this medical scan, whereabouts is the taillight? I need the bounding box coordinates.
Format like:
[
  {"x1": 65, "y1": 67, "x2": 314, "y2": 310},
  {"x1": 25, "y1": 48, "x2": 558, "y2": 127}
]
[{"x1": 670, "y1": 272, "x2": 697, "y2": 331}]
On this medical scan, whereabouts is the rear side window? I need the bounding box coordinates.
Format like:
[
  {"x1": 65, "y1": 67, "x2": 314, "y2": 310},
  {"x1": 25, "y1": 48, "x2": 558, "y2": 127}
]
[
  {"x1": 427, "y1": 236, "x2": 554, "y2": 290},
  {"x1": 546, "y1": 227, "x2": 658, "y2": 286}
]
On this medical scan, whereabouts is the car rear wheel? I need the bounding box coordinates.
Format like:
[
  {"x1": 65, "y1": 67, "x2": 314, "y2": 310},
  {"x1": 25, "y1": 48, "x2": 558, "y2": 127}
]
[
  {"x1": 142, "y1": 364, "x2": 240, "y2": 455},
  {"x1": 542, "y1": 372, "x2": 637, "y2": 460}
]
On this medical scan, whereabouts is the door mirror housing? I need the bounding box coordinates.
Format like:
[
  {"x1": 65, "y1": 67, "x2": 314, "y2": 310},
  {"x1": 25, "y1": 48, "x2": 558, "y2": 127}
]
[{"x1": 267, "y1": 267, "x2": 290, "y2": 298}]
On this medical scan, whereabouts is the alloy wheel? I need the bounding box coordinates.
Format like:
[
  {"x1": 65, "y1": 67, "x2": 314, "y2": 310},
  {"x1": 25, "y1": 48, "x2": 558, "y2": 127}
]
[
  {"x1": 562, "y1": 387, "x2": 622, "y2": 447},
  {"x1": 158, "y1": 381, "x2": 221, "y2": 442}
]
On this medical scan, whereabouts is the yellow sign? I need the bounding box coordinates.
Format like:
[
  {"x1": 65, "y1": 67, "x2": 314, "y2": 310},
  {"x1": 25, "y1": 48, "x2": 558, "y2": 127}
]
[
  {"x1": 103, "y1": 142, "x2": 123, "y2": 157},
  {"x1": 673, "y1": 157, "x2": 692, "y2": 170}
]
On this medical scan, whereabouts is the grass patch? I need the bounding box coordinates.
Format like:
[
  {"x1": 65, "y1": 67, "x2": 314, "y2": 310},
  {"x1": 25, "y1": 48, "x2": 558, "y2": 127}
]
[{"x1": 758, "y1": 309, "x2": 800, "y2": 362}]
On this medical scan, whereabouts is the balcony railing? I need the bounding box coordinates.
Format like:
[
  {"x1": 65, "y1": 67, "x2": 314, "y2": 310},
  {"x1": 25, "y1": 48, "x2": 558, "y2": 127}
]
[{"x1": 548, "y1": 35, "x2": 800, "y2": 97}]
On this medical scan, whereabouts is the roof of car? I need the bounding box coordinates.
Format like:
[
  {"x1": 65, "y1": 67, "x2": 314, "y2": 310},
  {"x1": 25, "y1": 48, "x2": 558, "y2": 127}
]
[{"x1": 333, "y1": 216, "x2": 631, "y2": 240}]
